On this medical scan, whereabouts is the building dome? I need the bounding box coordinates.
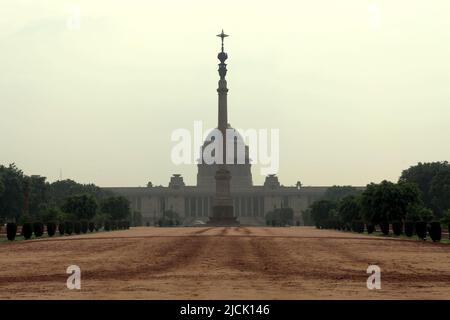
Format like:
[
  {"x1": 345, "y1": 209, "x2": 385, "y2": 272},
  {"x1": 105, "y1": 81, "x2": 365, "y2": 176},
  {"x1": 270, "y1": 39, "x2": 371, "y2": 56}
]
[
  {"x1": 197, "y1": 124, "x2": 253, "y2": 189},
  {"x1": 199, "y1": 124, "x2": 250, "y2": 165}
]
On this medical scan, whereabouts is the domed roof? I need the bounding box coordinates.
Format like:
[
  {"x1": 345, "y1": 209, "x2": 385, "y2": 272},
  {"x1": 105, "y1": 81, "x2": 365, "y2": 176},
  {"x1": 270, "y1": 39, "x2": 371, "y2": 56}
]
[
  {"x1": 202, "y1": 124, "x2": 245, "y2": 147},
  {"x1": 203, "y1": 124, "x2": 244, "y2": 141},
  {"x1": 199, "y1": 124, "x2": 250, "y2": 165}
]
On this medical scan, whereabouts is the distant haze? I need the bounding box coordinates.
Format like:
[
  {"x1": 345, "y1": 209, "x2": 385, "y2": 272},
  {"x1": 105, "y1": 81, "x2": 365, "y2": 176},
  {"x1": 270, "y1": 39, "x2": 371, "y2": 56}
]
[{"x1": 1, "y1": 0, "x2": 449, "y2": 187}]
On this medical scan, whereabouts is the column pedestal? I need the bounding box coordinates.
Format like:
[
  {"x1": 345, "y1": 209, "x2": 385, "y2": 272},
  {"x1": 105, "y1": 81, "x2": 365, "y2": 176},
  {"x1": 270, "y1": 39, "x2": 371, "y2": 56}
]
[{"x1": 209, "y1": 167, "x2": 239, "y2": 226}]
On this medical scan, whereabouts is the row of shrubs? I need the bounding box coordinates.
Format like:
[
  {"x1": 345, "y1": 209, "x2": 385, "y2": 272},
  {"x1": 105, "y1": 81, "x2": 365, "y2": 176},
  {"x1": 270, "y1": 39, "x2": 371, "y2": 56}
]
[
  {"x1": 318, "y1": 219, "x2": 448, "y2": 242},
  {"x1": 4, "y1": 220, "x2": 131, "y2": 241}
]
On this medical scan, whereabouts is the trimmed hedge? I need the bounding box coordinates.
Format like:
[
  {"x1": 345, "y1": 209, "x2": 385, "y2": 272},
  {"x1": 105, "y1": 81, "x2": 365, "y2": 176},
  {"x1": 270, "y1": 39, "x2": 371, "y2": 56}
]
[
  {"x1": 405, "y1": 221, "x2": 414, "y2": 237},
  {"x1": 6, "y1": 223, "x2": 17, "y2": 241},
  {"x1": 88, "y1": 222, "x2": 95, "y2": 233},
  {"x1": 352, "y1": 220, "x2": 364, "y2": 233},
  {"x1": 58, "y1": 223, "x2": 65, "y2": 235},
  {"x1": 104, "y1": 220, "x2": 111, "y2": 231},
  {"x1": 367, "y1": 224, "x2": 375, "y2": 234},
  {"x1": 47, "y1": 222, "x2": 56, "y2": 237},
  {"x1": 379, "y1": 222, "x2": 389, "y2": 235},
  {"x1": 23, "y1": 222, "x2": 33, "y2": 240},
  {"x1": 332, "y1": 219, "x2": 342, "y2": 230},
  {"x1": 415, "y1": 221, "x2": 427, "y2": 240},
  {"x1": 392, "y1": 221, "x2": 403, "y2": 236},
  {"x1": 65, "y1": 221, "x2": 73, "y2": 235},
  {"x1": 119, "y1": 220, "x2": 130, "y2": 230},
  {"x1": 33, "y1": 222, "x2": 44, "y2": 237},
  {"x1": 74, "y1": 221, "x2": 81, "y2": 234},
  {"x1": 429, "y1": 222, "x2": 442, "y2": 242},
  {"x1": 81, "y1": 220, "x2": 88, "y2": 234}
]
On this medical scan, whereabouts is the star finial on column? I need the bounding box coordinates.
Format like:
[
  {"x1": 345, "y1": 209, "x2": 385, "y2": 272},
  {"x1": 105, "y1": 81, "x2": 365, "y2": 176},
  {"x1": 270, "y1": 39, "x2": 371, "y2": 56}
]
[{"x1": 216, "y1": 29, "x2": 229, "y2": 52}]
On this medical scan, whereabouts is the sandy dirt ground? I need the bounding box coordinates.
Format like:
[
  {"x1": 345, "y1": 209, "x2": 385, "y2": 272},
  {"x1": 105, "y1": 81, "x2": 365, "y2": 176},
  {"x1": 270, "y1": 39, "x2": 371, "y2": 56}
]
[{"x1": 1, "y1": 226, "x2": 450, "y2": 300}]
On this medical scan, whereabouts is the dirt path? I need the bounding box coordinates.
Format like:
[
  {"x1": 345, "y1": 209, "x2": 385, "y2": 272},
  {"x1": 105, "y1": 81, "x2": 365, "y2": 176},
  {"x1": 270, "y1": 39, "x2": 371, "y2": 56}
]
[{"x1": 0, "y1": 227, "x2": 449, "y2": 299}]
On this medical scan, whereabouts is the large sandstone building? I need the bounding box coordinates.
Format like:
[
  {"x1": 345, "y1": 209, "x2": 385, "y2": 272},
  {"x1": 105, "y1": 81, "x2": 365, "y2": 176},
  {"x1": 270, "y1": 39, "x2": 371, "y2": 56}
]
[
  {"x1": 106, "y1": 174, "x2": 329, "y2": 226},
  {"x1": 106, "y1": 32, "x2": 331, "y2": 225}
]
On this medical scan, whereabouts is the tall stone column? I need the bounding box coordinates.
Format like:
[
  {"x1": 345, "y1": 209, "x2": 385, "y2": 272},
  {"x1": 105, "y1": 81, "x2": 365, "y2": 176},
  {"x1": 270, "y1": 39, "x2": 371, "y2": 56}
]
[{"x1": 209, "y1": 30, "x2": 238, "y2": 226}]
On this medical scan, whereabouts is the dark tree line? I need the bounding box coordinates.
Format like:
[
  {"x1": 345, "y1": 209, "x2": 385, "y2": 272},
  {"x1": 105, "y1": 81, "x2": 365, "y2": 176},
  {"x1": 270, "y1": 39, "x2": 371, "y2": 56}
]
[
  {"x1": 399, "y1": 161, "x2": 450, "y2": 217},
  {"x1": 0, "y1": 163, "x2": 133, "y2": 226},
  {"x1": 265, "y1": 208, "x2": 294, "y2": 226},
  {"x1": 307, "y1": 162, "x2": 450, "y2": 236}
]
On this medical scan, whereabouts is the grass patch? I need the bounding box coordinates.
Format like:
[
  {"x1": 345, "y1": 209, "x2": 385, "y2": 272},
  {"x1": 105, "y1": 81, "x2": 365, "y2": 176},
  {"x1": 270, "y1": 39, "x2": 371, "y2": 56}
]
[
  {"x1": 0, "y1": 227, "x2": 112, "y2": 244},
  {"x1": 0, "y1": 233, "x2": 53, "y2": 243},
  {"x1": 336, "y1": 228, "x2": 450, "y2": 244},
  {"x1": 0, "y1": 235, "x2": 24, "y2": 243},
  {"x1": 0, "y1": 232, "x2": 94, "y2": 244}
]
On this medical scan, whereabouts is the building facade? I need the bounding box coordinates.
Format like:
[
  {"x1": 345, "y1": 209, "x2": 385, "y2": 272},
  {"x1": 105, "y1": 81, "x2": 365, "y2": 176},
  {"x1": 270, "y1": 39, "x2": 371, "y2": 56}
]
[
  {"x1": 106, "y1": 176, "x2": 331, "y2": 226},
  {"x1": 105, "y1": 32, "x2": 333, "y2": 225}
]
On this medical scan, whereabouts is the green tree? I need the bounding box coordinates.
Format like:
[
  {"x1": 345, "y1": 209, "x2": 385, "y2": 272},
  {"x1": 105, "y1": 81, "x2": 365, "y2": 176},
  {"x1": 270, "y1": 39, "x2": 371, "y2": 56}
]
[
  {"x1": 49, "y1": 179, "x2": 112, "y2": 207},
  {"x1": 0, "y1": 174, "x2": 5, "y2": 200},
  {"x1": 18, "y1": 213, "x2": 33, "y2": 225},
  {"x1": 322, "y1": 185, "x2": 360, "y2": 202},
  {"x1": 0, "y1": 164, "x2": 25, "y2": 221},
  {"x1": 338, "y1": 195, "x2": 362, "y2": 225},
  {"x1": 429, "y1": 170, "x2": 450, "y2": 217},
  {"x1": 100, "y1": 196, "x2": 131, "y2": 221},
  {"x1": 441, "y1": 209, "x2": 450, "y2": 225},
  {"x1": 420, "y1": 208, "x2": 435, "y2": 222},
  {"x1": 28, "y1": 175, "x2": 50, "y2": 218},
  {"x1": 92, "y1": 212, "x2": 109, "y2": 228},
  {"x1": 310, "y1": 200, "x2": 337, "y2": 227},
  {"x1": 62, "y1": 194, "x2": 98, "y2": 220},
  {"x1": 405, "y1": 204, "x2": 435, "y2": 222},
  {"x1": 361, "y1": 180, "x2": 421, "y2": 225},
  {"x1": 40, "y1": 207, "x2": 64, "y2": 224},
  {"x1": 399, "y1": 161, "x2": 450, "y2": 217},
  {"x1": 0, "y1": 163, "x2": 116, "y2": 223}
]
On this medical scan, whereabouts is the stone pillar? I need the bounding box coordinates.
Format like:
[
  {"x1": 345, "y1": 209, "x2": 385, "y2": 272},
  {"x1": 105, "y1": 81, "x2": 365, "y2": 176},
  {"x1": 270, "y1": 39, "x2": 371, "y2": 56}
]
[{"x1": 209, "y1": 30, "x2": 238, "y2": 226}]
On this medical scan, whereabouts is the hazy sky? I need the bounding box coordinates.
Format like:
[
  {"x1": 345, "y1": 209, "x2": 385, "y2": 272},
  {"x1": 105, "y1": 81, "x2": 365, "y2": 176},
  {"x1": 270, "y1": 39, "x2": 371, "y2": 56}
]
[{"x1": 1, "y1": 0, "x2": 450, "y2": 187}]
